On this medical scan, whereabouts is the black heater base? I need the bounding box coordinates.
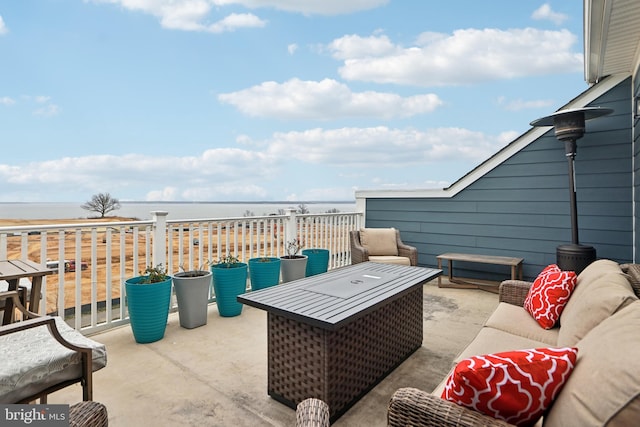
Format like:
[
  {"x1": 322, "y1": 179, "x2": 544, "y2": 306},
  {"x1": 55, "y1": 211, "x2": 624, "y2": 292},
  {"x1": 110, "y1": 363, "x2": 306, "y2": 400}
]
[{"x1": 556, "y1": 244, "x2": 596, "y2": 274}]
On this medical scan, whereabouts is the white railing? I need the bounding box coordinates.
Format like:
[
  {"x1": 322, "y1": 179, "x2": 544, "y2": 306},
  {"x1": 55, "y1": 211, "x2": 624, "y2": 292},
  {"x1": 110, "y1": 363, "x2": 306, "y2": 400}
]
[{"x1": 0, "y1": 209, "x2": 363, "y2": 334}]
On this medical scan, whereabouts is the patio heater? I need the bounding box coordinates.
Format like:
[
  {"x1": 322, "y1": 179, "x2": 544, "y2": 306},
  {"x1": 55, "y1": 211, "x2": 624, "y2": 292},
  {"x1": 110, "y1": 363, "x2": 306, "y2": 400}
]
[{"x1": 530, "y1": 107, "x2": 613, "y2": 274}]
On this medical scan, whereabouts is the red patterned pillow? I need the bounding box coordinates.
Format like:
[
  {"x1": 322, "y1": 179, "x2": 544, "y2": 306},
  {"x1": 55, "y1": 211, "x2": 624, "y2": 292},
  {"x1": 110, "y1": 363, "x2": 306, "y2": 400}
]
[
  {"x1": 441, "y1": 347, "x2": 578, "y2": 426},
  {"x1": 524, "y1": 264, "x2": 577, "y2": 329}
]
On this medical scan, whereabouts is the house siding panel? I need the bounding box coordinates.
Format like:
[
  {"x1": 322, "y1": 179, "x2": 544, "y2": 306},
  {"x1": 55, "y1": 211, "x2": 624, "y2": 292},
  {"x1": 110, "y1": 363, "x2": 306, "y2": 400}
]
[{"x1": 364, "y1": 78, "x2": 633, "y2": 280}]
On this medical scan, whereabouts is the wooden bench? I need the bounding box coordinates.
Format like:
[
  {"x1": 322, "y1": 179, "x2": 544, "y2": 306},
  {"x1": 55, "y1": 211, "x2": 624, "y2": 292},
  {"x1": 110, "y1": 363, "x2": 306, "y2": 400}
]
[{"x1": 437, "y1": 253, "x2": 523, "y2": 293}]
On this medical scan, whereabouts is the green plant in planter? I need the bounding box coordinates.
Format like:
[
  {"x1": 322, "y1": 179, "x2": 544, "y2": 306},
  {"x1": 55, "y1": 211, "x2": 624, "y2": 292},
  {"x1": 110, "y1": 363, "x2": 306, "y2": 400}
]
[
  {"x1": 216, "y1": 253, "x2": 242, "y2": 267},
  {"x1": 280, "y1": 238, "x2": 308, "y2": 282},
  {"x1": 249, "y1": 256, "x2": 281, "y2": 291},
  {"x1": 138, "y1": 264, "x2": 169, "y2": 283},
  {"x1": 283, "y1": 238, "x2": 305, "y2": 259},
  {"x1": 125, "y1": 264, "x2": 172, "y2": 343},
  {"x1": 211, "y1": 253, "x2": 248, "y2": 316},
  {"x1": 177, "y1": 262, "x2": 211, "y2": 277},
  {"x1": 173, "y1": 262, "x2": 212, "y2": 329},
  {"x1": 302, "y1": 248, "x2": 330, "y2": 276}
]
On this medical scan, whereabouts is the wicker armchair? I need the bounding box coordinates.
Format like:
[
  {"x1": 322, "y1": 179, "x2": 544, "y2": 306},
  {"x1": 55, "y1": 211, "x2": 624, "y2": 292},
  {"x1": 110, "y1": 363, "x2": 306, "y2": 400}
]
[
  {"x1": 350, "y1": 229, "x2": 418, "y2": 266},
  {"x1": 296, "y1": 398, "x2": 330, "y2": 427}
]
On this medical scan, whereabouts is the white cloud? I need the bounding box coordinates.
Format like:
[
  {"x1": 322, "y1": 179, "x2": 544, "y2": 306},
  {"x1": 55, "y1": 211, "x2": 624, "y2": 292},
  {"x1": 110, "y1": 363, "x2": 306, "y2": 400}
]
[
  {"x1": 218, "y1": 78, "x2": 442, "y2": 119},
  {"x1": 263, "y1": 126, "x2": 510, "y2": 166},
  {"x1": 330, "y1": 28, "x2": 582, "y2": 87},
  {"x1": 32, "y1": 96, "x2": 60, "y2": 117},
  {"x1": 0, "y1": 96, "x2": 15, "y2": 106},
  {"x1": 89, "y1": 0, "x2": 266, "y2": 32},
  {"x1": 327, "y1": 34, "x2": 397, "y2": 60},
  {"x1": 207, "y1": 13, "x2": 266, "y2": 33},
  {"x1": 89, "y1": 0, "x2": 383, "y2": 32},
  {"x1": 532, "y1": 4, "x2": 568, "y2": 25},
  {"x1": 34, "y1": 104, "x2": 61, "y2": 117},
  {"x1": 0, "y1": 15, "x2": 7, "y2": 35},
  {"x1": 287, "y1": 43, "x2": 298, "y2": 55},
  {"x1": 0, "y1": 124, "x2": 510, "y2": 201},
  {"x1": 211, "y1": 0, "x2": 389, "y2": 15}
]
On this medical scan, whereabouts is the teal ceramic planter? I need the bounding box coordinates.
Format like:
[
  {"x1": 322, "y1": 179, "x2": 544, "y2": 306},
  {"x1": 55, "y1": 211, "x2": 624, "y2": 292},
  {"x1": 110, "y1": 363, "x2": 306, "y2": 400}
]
[
  {"x1": 248, "y1": 257, "x2": 281, "y2": 291},
  {"x1": 125, "y1": 276, "x2": 172, "y2": 344},
  {"x1": 211, "y1": 263, "x2": 248, "y2": 317},
  {"x1": 303, "y1": 249, "x2": 330, "y2": 276}
]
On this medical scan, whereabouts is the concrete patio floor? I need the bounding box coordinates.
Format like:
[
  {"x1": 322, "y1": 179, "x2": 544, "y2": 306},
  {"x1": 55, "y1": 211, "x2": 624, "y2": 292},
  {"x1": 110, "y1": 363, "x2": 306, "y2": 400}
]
[{"x1": 49, "y1": 277, "x2": 499, "y2": 426}]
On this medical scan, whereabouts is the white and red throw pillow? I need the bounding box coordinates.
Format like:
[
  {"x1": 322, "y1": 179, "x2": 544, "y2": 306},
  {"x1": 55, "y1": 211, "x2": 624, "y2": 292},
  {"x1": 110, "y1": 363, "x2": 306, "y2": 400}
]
[
  {"x1": 441, "y1": 347, "x2": 578, "y2": 426},
  {"x1": 524, "y1": 264, "x2": 577, "y2": 329}
]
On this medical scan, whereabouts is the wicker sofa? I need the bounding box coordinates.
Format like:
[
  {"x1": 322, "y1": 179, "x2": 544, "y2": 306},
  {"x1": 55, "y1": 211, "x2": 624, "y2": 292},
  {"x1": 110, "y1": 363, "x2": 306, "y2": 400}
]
[{"x1": 388, "y1": 259, "x2": 640, "y2": 426}]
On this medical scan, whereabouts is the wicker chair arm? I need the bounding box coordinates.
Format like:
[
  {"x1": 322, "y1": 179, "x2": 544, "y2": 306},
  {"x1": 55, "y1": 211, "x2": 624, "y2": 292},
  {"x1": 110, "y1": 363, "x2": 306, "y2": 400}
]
[
  {"x1": 296, "y1": 398, "x2": 330, "y2": 427},
  {"x1": 388, "y1": 388, "x2": 516, "y2": 427},
  {"x1": 395, "y1": 230, "x2": 418, "y2": 266},
  {"x1": 397, "y1": 244, "x2": 418, "y2": 266},
  {"x1": 349, "y1": 231, "x2": 369, "y2": 264},
  {"x1": 620, "y1": 263, "x2": 640, "y2": 298},
  {"x1": 498, "y1": 280, "x2": 532, "y2": 306}
]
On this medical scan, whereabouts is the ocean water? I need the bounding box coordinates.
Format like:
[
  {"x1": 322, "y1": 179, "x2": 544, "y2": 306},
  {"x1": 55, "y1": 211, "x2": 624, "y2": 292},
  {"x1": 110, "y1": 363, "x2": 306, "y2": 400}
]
[{"x1": 0, "y1": 201, "x2": 357, "y2": 220}]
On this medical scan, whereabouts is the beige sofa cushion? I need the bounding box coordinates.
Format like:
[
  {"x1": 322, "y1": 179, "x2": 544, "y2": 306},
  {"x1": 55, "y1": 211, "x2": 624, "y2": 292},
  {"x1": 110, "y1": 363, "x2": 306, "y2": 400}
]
[
  {"x1": 558, "y1": 271, "x2": 637, "y2": 347},
  {"x1": 452, "y1": 327, "x2": 550, "y2": 365},
  {"x1": 359, "y1": 228, "x2": 398, "y2": 256},
  {"x1": 484, "y1": 303, "x2": 559, "y2": 346},
  {"x1": 545, "y1": 301, "x2": 640, "y2": 426}
]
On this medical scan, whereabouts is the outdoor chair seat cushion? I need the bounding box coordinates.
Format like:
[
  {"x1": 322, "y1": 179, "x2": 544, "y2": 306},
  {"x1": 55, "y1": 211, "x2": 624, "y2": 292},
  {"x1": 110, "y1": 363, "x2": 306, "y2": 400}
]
[
  {"x1": 0, "y1": 316, "x2": 107, "y2": 403},
  {"x1": 367, "y1": 255, "x2": 411, "y2": 266}
]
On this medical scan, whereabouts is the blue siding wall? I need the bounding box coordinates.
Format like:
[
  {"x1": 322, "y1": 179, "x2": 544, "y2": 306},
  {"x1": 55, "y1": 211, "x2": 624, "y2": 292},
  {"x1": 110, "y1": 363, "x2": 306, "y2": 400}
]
[{"x1": 366, "y1": 78, "x2": 632, "y2": 281}]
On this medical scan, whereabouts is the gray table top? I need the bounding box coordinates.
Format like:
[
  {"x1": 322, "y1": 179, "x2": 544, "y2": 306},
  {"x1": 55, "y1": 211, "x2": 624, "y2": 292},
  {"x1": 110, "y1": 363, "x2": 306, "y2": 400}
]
[{"x1": 238, "y1": 262, "x2": 441, "y2": 330}]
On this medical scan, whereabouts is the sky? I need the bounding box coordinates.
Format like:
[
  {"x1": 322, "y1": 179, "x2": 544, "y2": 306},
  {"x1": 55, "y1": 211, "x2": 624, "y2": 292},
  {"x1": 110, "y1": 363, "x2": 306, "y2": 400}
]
[{"x1": 0, "y1": 1, "x2": 587, "y2": 203}]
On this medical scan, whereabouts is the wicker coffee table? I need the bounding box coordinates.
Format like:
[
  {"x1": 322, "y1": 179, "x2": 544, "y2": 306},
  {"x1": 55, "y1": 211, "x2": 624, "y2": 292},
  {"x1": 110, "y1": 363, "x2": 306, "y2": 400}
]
[{"x1": 238, "y1": 262, "x2": 441, "y2": 422}]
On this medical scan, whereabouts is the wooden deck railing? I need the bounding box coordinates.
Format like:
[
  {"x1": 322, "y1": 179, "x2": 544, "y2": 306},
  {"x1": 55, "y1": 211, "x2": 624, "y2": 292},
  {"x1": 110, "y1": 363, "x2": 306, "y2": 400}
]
[{"x1": 0, "y1": 209, "x2": 363, "y2": 334}]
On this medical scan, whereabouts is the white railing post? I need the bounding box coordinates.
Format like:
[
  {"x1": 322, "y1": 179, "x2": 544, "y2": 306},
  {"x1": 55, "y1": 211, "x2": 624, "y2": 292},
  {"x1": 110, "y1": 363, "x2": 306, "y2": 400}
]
[
  {"x1": 284, "y1": 208, "x2": 298, "y2": 245},
  {"x1": 152, "y1": 211, "x2": 169, "y2": 269}
]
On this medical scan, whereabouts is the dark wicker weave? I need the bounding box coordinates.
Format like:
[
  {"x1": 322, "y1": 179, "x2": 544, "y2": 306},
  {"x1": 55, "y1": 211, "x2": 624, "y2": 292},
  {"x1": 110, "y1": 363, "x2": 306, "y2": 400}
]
[
  {"x1": 388, "y1": 388, "x2": 516, "y2": 427},
  {"x1": 268, "y1": 286, "x2": 423, "y2": 422},
  {"x1": 497, "y1": 280, "x2": 532, "y2": 306},
  {"x1": 620, "y1": 263, "x2": 640, "y2": 298},
  {"x1": 69, "y1": 401, "x2": 108, "y2": 427},
  {"x1": 349, "y1": 229, "x2": 418, "y2": 266},
  {"x1": 295, "y1": 398, "x2": 330, "y2": 427}
]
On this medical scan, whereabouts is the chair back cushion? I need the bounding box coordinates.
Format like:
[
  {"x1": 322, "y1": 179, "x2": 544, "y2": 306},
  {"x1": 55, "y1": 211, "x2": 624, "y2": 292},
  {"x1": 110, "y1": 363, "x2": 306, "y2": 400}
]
[{"x1": 359, "y1": 228, "x2": 398, "y2": 256}]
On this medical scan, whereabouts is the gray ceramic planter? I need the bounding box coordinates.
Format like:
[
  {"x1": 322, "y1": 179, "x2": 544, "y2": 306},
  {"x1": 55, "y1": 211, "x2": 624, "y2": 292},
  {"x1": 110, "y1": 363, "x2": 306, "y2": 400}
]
[{"x1": 172, "y1": 270, "x2": 212, "y2": 329}]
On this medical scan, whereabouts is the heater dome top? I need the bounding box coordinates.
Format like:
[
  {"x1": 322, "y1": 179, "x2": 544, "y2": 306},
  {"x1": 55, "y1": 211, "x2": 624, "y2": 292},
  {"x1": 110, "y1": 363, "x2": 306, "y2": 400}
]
[{"x1": 529, "y1": 107, "x2": 613, "y2": 127}]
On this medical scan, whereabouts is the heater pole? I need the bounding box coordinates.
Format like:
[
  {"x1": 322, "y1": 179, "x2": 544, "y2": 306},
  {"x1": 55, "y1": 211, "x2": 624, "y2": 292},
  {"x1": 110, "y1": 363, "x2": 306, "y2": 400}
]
[{"x1": 565, "y1": 140, "x2": 579, "y2": 244}]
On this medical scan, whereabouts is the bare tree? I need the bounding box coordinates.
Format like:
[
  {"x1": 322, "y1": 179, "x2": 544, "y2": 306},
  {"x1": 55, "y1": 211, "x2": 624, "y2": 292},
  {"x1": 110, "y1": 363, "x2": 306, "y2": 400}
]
[
  {"x1": 297, "y1": 203, "x2": 309, "y2": 214},
  {"x1": 81, "y1": 193, "x2": 121, "y2": 218}
]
